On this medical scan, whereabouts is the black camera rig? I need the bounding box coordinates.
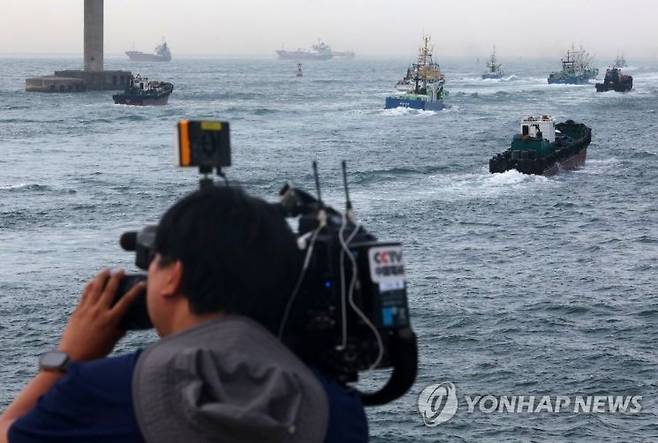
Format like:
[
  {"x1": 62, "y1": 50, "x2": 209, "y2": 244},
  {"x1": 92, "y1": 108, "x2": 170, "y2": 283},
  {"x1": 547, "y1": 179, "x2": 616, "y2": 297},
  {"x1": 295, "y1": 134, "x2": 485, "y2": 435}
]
[{"x1": 116, "y1": 120, "x2": 417, "y2": 406}]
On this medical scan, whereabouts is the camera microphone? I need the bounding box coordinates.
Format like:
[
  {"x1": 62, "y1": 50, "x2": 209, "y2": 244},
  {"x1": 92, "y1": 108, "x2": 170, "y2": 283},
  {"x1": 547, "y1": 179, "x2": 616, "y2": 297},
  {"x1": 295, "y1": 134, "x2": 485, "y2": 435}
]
[{"x1": 120, "y1": 231, "x2": 138, "y2": 251}]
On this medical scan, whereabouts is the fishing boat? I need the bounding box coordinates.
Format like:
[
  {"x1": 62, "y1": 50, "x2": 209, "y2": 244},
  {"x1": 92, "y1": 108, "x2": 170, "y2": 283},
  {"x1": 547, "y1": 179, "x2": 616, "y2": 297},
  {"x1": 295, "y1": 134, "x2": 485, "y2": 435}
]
[
  {"x1": 482, "y1": 46, "x2": 504, "y2": 79},
  {"x1": 595, "y1": 67, "x2": 633, "y2": 92},
  {"x1": 112, "y1": 74, "x2": 174, "y2": 106},
  {"x1": 385, "y1": 35, "x2": 447, "y2": 111},
  {"x1": 296, "y1": 63, "x2": 303, "y2": 77},
  {"x1": 547, "y1": 45, "x2": 598, "y2": 84},
  {"x1": 125, "y1": 41, "x2": 172, "y2": 62},
  {"x1": 394, "y1": 66, "x2": 415, "y2": 91},
  {"x1": 489, "y1": 116, "x2": 592, "y2": 176}
]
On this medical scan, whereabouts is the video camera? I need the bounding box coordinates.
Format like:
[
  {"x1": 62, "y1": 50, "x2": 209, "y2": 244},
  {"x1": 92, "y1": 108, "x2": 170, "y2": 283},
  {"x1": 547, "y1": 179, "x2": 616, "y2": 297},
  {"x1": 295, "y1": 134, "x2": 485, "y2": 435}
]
[{"x1": 115, "y1": 120, "x2": 417, "y2": 406}]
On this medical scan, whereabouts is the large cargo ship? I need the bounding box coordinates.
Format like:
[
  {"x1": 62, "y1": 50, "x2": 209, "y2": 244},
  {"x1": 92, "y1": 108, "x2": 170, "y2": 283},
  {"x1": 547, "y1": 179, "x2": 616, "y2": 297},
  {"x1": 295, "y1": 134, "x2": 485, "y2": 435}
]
[
  {"x1": 126, "y1": 41, "x2": 172, "y2": 62},
  {"x1": 385, "y1": 35, "x2": 447, "y2": 111},
  {"x1": 547, "y1": 45, "x2": 598, "y2": 84},
  {"x1": 489, "y1": 116, "x2": 591, "y2": 176},
  {"x1": 276, "y1": 39, "x2": 355, "y2": 61},
  {"x1": 276, "y1": 39, "x2": 333, "y2": 60}
]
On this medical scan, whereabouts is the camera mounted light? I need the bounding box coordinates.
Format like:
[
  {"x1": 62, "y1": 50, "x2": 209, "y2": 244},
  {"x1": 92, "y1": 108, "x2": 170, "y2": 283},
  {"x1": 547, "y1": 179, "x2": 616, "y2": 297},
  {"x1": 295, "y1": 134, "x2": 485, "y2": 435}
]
[{"x1": 177, "y1": 120, "x2": 231, "y2": 189}]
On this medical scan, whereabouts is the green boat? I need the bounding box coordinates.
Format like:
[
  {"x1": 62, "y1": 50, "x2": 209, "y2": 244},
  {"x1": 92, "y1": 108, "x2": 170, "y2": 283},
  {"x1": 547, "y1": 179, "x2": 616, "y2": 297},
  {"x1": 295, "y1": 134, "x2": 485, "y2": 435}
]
[
  {"x1": 489, "y1": 116, "x2": 592, "y2": 176},
  {"x1": 547, "y1": 45, "x2": 598, "y2": 84}
]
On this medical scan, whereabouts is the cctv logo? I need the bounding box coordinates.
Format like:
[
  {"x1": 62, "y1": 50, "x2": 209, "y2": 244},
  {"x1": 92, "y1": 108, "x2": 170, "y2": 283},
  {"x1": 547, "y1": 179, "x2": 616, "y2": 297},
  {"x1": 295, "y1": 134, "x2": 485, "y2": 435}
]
[
  {"x1": 417, "y1": 382, "x2": 459, "y2": 426},
  {"x1": 369, "y1": 246, "x2": 406, "y2": 283},
  {"x1": 373, "y1": 250, "x2": 403, "y2": 265}
]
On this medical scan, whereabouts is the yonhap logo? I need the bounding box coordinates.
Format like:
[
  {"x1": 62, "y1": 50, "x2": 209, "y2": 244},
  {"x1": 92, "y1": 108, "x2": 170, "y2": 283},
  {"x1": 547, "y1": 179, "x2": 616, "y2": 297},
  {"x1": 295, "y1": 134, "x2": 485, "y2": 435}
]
[
  {"x1": 417, "y1": 382, "x2": 458, "y2": 426},
  {"x1": 417, "y1": 381, "x2": 643, "y2": 427}
]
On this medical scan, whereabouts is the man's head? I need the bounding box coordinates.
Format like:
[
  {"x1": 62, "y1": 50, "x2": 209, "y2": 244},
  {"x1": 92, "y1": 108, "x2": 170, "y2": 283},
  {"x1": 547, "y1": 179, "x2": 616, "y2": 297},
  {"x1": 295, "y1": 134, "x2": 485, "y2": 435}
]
[{"x1": 146, "y1": 186, "x2": 300, "y2": 337}]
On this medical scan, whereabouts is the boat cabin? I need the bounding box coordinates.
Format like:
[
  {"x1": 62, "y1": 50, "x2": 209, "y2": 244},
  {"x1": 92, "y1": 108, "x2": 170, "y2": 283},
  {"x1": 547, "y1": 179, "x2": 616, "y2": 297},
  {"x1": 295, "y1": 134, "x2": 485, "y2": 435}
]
[{"x1": 520, "y1": 115, "x2": 555, "y2": 142}]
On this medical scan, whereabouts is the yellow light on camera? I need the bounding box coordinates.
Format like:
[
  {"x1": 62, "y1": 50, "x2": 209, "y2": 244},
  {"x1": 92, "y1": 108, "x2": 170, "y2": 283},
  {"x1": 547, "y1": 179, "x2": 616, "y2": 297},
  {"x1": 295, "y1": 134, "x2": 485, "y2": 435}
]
[{"x1": 201, "y1": 121, "x2": 222, "y2": 131}]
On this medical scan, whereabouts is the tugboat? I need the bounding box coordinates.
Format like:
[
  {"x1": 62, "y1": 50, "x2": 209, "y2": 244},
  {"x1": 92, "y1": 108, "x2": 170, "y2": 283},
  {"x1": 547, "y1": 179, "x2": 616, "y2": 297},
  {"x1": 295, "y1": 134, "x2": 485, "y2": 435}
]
[
  {"x1": 385, "y1": 35, "x2": 447, "y2": 111},
  {"x1": 125, "y1": 41, "x2": 172, "y2": 62},
  {"x1": 489, "y1": 116, "x2": 592, "y2": 176},
  {"x1": 547, "y1": 45, "x2": 598, "y2": 84},
  {"x1": 595, "y1": 67, "x2": 633, "y2": 92},
  {"x1": 112, "y1": 74, "x2": 174, "y2": 106},
  {"x1": 482, "y1": 46, "x2": 504, "y2": 79}
]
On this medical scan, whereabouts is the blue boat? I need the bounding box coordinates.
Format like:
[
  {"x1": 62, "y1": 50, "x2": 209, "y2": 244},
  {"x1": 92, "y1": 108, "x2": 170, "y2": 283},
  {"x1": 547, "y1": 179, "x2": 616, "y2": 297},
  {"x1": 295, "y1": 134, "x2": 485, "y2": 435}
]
[{"x1": 386, "y1": 35, "x2": 447, "y2": 111}]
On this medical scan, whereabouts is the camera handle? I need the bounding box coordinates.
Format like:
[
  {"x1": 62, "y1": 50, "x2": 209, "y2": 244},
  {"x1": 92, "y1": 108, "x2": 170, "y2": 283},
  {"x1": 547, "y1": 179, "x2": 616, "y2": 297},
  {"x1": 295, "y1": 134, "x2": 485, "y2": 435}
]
[
  {"x1": 198, "y1": 166, "x2": 229, "y2": 189},
  {"x1": 359, "y1": 327, "x2": 418, "y2": 406}
]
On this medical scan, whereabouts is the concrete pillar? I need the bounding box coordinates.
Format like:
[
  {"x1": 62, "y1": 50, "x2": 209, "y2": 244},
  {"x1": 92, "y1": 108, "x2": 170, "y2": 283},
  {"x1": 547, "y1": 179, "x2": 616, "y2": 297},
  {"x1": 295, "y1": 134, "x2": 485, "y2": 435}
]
[{"x1": 84, "y1": 0, "x2": 103, "y2": 72}]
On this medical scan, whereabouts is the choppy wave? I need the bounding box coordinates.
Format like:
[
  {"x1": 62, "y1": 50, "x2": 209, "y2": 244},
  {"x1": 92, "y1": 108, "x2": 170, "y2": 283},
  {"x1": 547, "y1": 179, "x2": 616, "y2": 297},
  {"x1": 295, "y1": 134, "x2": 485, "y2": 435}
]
[
  {"x1": 0, "y1": 183, "x2": 76, "y2": 194},
  {"x1": 1, "y1": 57, "x2": 657, "y2": 441}
]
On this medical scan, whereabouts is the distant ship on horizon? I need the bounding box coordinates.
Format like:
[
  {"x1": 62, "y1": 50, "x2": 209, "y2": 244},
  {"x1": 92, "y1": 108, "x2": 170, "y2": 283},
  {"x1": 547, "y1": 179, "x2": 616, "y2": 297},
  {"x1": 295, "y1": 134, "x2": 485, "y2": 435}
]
[
  {"x1": 126, "y1": 41, "x2": 172, "y2": 62},
  {"x1": 276, "y1": 39, "x2": 355, "y2": 61},
  {"x1": 482, "y1": 45, "x2": 504, "y2": 79}
]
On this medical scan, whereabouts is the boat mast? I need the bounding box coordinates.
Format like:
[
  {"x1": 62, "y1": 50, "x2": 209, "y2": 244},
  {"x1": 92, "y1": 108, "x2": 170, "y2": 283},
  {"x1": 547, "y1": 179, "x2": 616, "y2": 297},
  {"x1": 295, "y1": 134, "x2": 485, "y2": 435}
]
[
  {"x1": 487, "y1": 45, "x2": 498, "y2": 73},
  {"x1": 414, "y1": 35, "x2": 432, "y2": 94},
  {"x1": 561, "y1": 44, "x2": 576, "y2": 74}
]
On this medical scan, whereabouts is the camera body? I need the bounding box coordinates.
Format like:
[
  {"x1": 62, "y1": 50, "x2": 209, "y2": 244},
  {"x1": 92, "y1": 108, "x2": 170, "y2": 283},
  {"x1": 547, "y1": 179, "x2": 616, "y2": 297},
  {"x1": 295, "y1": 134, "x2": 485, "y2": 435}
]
[
  {"x1": 116, "y1": 121, "x2": 417, "y2": 405},
  {"x1": 277, "y1": 186, "x2": 412, "y2": 384}
]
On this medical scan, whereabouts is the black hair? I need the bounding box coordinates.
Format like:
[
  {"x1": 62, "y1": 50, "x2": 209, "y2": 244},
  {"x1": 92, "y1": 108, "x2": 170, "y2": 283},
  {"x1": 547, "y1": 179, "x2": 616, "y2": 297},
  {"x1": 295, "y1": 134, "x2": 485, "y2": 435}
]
[{"x1": 153, "y1": 186, "x2": 300, "y2": 333}]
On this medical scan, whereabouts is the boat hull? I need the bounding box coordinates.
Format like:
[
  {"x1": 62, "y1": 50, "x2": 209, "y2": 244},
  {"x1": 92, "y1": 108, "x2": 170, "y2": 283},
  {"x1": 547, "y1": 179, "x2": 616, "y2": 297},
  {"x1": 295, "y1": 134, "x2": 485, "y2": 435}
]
[
  {"x1": 547, "y1": 74, "x2": 596, "y2": 85},
  {"x1": 540, "y1": 147, "x2": 587, "y2": 176},
  {"x1": 385, "y1": 96, "x2": 445, "y2": 111},
  {"x1": 489, "y1": 123, "x2": 591, "y2": 176},
  {"x1": 482, "y1": 73, "x2": 503, "y2": 79},
  {"x1": 113, "y1": 94, "x2": 170, "y2": 106},
  {"x1": 595, "y1": 78, "x2": 633, "y2": 92},
  {"x1": 276, "y1": 50, "x2": 332, "y2": 61},
  {"x1": 125, "y1": 51, "x2": 171, "y2": 62}
]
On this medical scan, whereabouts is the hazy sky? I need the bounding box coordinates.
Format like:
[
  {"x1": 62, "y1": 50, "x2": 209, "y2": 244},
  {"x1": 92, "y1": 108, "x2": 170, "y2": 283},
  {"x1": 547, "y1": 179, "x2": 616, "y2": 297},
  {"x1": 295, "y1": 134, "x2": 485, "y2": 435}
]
[{"x1": 2, "y1": 0, "x2": 658, "y2": 59}]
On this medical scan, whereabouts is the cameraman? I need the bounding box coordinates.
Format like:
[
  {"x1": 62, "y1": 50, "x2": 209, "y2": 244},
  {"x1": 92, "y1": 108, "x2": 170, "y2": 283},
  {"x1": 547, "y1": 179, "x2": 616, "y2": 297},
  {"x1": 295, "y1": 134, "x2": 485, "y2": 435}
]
[{"x1": 0, "y1": 186, "x2": 368, "y2": 443}]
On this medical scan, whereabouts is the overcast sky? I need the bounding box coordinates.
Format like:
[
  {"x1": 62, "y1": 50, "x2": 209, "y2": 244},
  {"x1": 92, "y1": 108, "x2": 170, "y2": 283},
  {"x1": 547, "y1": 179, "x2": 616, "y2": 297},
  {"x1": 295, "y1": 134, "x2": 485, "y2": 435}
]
[{"x1": 2, "y1": 0, "x2": 658, "y2": 59}]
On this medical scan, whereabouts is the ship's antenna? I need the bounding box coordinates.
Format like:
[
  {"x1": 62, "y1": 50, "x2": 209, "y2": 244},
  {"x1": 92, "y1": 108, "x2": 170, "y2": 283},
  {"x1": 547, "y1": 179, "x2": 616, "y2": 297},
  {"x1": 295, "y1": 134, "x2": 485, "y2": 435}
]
[
  {"x1": 312, "y1": 160, "x2": 323, "y2": 204},
  {"x1": 341, "y1": 160, "x2": 353, "y2": 213}
]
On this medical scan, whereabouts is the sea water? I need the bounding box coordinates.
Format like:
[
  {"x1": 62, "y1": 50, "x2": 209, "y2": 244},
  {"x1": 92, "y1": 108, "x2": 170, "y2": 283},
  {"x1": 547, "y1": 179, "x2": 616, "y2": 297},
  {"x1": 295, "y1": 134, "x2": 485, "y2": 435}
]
[{"x1": 1, "y1": 56, "x2": 657, "y2": 441}]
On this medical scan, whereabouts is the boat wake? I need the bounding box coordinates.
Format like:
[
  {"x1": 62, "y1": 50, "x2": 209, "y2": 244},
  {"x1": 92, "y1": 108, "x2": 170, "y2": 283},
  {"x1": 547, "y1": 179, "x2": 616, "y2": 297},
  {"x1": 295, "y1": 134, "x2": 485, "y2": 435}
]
[
  {"x1": 572, "y1": 158, "x2": 621, "y2": 175},
  {"x1": 0, "y1": 183, "x2": 76, "y2": 194},
  {"x1": 353, "y1": 167, "x2": 554, "y2": 206},
  {"x1": 428, "y1": 169, "x2": 552, "y2": 201},
  {"x1": 379, "y1": 107, "x2": 441, "y2": 117}
]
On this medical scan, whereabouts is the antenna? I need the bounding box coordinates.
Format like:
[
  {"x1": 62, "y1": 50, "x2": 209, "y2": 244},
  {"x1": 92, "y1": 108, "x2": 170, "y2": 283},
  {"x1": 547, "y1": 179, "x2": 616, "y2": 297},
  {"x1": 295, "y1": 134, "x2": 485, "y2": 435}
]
[
  {"x1": 312, "y1": 161, "x2": 323, "y2": 203},
  {"x1": 341, "y1": 160, "x2": 353, "y2": 212}
]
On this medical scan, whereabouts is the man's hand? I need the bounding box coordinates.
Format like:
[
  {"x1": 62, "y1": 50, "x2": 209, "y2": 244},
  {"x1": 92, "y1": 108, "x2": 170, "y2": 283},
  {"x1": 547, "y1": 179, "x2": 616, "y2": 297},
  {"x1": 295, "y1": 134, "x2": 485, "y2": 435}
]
[
  {"x1": 59, "y1": 269, "x2": 146, "y2": 362},
  {"x1": 1, "y1": 269, "x2": 146, "y2": 443}
]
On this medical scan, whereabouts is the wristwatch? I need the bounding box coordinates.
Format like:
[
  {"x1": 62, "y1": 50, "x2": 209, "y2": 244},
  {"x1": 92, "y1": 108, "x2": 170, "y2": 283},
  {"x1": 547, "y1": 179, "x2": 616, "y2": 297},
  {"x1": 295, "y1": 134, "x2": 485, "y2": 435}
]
[{"x1": 39, "y1": 351, "x2": 71, "y2": 373}]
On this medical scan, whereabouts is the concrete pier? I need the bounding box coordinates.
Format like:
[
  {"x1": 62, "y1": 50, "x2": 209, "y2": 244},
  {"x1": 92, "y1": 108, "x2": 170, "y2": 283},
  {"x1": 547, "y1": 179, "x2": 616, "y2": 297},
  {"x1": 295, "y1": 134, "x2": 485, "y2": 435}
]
[
  {"x1": 26, "y1": 0, "x2": 130, "y2": 92},
  {"x1": 25, "y1": 76, "x2": 86, "y2": 93}
]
